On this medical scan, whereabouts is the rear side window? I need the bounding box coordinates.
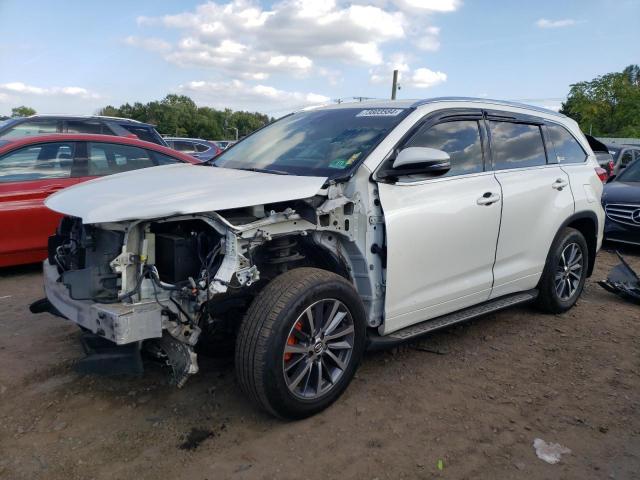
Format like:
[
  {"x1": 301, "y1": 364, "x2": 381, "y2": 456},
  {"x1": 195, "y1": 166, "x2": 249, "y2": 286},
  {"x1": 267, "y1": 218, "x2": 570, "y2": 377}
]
[
  {"x1": 0, "y1": 142, "x2": 74, "y2": 182},
  {"x1": 194, "y1": 143, "x2": 210, "y2": 152},
  {"x1": 172, "y1": 141, "x2": 197, "y2": 153},
  {"x1": 0, "y1": 120, "x2": 59, "y2": 139},
  {"x1": 406, "y1": 120, "x2": 484, "y2": 177},
  {"x1": 65, "y1": 120, "x2": 105, "y2": 135},
  {"x1": 621, "y1": 150, "x2": 633, "y2": 167},
  {"x1": 121, "y1": 125, "x2": 160, "y2": 145},
  {"x1": 153, "y1": 152, "x2": 182, "y2": 165},
  {"x1": 546, "y1": 124, "x2": 587, "y2": 164},
  {"x1": 87, "y1": 143, "x2": 155, "y2": 176},
  {"x1": 489, "y1": 121, "x2": 546, "y2": 170}
]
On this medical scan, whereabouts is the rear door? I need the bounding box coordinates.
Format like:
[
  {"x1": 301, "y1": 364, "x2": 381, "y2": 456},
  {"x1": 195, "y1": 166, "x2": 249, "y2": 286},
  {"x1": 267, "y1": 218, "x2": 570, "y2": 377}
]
[
  {"x1": 0, "y1": 141, "x2": 82, "y2": 266},
  {"x1": 378, "y1": 109, "x2": 503, "y2": 334},
  {"x1": 487, "y1": 112, "x2": 574, "y2": 298}
]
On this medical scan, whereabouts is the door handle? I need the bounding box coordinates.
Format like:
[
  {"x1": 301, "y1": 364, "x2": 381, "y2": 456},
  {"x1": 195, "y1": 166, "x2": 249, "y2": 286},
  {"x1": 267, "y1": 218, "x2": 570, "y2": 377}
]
[
  {"x1": 477, "y1": 192, "x2": 501, "y2": 206},
  {"x1": 552, "y1": 178, "x2": 568, "y2": 190}
]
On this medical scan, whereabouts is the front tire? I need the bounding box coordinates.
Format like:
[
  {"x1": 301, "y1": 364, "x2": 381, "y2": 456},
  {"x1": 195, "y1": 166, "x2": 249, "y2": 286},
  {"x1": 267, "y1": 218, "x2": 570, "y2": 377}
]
[
  {"x1": 537, "y1": 227, "x2": 588, "y2": 313},
  {"x1": 235, "y1": 268, "x2": 366, "y2": 419}
]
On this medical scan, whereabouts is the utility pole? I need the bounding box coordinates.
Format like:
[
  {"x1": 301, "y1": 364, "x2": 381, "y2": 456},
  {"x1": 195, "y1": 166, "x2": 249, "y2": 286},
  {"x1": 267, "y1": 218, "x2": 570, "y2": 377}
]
[{"x1": 391, "y1": 69, "x2": 399, "y2": 100}]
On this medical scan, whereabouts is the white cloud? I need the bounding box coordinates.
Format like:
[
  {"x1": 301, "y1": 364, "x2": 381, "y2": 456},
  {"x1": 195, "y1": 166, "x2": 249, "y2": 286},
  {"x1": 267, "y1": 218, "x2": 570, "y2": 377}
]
[
  {"x1": 179, "y1": 79, "x2": 330, "y2": 112},
  {"x1": 393, "y1": 0, "x2": 461, "y2": 12},
  {"x1": 535, "y1": 18, "x2": 577, "y2": 29},
  {"x1": 415, "y1": 26, "x2": 441, "y2": 51},
  {"x1": 0, "y1": 82, "x2": 100, "y2": 99},
  {"x1": 127, "y1": 0, "x2": 452, "y2": 75},
  {"x1": 124, "y1": 36, "x2": 171, "y2": 52},
  {"x1": 409, "y1": 68, "x2": 447, "y2": 88},
  {"x1": 370, "y1": 54, "x2": 446, "y2": 89}
]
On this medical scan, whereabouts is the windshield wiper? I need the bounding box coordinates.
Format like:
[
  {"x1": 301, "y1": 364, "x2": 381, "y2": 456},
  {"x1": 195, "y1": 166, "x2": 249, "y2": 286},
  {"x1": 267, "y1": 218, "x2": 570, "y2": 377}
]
[{"x1": 235, "y1": 167, "x2": 290, "y2": 175}]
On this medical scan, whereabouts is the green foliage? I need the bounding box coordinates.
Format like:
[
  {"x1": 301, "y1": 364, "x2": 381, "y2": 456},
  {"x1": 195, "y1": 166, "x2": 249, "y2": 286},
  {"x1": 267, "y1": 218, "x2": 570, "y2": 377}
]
[
  {"x1": 11, "y1": 106, "x2": 36, "y2": 117},
  {"x1": 99, "y1": 94, "x2": 272, "y2": 140},
  {"x1": 560, "y1": 64, "x2": 640, "y2": 137}
]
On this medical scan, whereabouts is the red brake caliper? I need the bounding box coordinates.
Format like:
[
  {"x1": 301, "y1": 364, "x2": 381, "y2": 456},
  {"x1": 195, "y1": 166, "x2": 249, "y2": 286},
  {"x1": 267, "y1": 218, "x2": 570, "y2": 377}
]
[{"x1": 284, "y1": 321, "x2": 303, "y2": 362}]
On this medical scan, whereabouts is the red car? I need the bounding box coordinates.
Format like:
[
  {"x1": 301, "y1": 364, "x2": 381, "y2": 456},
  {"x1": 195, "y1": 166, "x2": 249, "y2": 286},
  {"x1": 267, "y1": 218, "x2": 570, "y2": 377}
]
[{"x1": 0, "y1": 134, "x2": 199, "y2": 267}]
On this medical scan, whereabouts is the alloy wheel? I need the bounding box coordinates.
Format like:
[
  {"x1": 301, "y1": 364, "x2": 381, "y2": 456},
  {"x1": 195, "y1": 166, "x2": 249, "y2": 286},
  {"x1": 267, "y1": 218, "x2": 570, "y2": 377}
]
[
  {"x1": 282, "y1": 299, "x2": 355, "y2": 400},
  {"x1": 554, "y1": 242, "x2": 584, "y2": 301}
]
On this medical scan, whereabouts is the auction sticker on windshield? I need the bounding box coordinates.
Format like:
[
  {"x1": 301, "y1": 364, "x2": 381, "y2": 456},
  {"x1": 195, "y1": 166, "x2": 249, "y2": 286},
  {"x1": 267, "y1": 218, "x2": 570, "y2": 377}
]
[{"x1": 356, "y1": 108, "x2": 405, "y2": 117}]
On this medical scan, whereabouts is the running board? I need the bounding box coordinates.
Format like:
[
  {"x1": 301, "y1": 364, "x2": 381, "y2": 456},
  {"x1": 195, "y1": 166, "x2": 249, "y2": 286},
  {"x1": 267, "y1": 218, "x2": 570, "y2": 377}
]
[{"x1": 367, "y1": 289, "x2": 538, "y2": 350}]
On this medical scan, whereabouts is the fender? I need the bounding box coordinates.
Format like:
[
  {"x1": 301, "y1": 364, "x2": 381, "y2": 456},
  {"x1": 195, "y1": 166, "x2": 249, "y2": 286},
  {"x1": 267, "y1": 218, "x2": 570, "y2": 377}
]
[{"x1": 549, "y1": 210, "x2": 599, "y2": 277}]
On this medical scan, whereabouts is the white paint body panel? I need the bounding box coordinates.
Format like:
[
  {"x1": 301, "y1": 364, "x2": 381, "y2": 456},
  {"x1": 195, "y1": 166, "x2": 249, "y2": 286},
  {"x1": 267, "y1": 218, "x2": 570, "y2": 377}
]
[
  {"x1": 561, "y1": 155, "x2": 605, "y2": 250},
  {"x1": 45, "y1": 163, "x2": 327, "y2": 223},
  {"x1": 379, "y1": 172, "x2": 502, "y2": 334},
  {"x1": 490, "y1": 165, "x2": 574, "y2": 298}
]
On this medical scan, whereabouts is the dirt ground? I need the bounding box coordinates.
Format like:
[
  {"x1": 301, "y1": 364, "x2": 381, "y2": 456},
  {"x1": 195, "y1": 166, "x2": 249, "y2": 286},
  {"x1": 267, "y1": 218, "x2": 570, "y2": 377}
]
[{"x1": 0, "y1": 247, "x2": 639, "y2": 480}]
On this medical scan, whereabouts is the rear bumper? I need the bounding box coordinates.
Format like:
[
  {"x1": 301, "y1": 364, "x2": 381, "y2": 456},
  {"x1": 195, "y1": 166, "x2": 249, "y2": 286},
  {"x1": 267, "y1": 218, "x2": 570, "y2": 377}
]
[{"x1": 42, "y1": 261, "x2": 163, "y2": 345}]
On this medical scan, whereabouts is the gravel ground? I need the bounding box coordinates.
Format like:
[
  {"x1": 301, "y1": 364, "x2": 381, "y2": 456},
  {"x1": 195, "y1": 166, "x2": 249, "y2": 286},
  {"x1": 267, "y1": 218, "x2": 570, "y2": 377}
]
[{"x1": 0, "y1": 247, "x2": 638, "y2": 480}]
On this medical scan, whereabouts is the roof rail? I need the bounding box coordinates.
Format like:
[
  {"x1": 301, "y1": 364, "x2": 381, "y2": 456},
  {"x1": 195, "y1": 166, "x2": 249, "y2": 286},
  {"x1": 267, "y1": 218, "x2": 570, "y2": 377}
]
[{"x1": 411, "y1": 97, "x2": 566, "y2": 118}]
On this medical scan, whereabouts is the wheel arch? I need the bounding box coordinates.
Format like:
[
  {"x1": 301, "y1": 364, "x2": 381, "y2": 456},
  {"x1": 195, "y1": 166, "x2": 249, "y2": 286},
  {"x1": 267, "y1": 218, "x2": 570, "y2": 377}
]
[{"x1": 557, "y1": 211, "x2": 599, "y2": 277}]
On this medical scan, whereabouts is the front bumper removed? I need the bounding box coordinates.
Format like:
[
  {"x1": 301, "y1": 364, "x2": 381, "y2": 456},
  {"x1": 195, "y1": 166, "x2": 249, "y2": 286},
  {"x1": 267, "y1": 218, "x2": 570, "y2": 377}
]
[
  {"x1": 40, "y1": 261, "x2": 163, "y2": 345},
  {"x1": 32, "y1": 262, "x2": 199, "y2": 386}
]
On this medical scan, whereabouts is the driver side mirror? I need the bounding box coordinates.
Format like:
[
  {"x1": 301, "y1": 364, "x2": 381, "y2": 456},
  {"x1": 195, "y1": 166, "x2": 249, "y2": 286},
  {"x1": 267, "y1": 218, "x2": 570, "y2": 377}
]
[{"x1": 386, "y1": 147, "x2": 451, "y2": 177}]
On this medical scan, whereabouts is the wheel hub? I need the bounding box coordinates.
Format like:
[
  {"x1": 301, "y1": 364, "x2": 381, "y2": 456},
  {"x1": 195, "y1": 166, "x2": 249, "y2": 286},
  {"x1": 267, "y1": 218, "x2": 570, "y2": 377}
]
[{"x1": 282, "y1": 298, "x2": 355, "y2": 400}]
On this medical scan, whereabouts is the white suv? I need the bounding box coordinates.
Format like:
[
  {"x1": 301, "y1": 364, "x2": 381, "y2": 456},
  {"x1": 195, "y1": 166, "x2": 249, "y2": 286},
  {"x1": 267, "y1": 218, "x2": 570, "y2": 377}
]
[{"x1": 34, "y1": 98, "x2": 605, "y2": 419}]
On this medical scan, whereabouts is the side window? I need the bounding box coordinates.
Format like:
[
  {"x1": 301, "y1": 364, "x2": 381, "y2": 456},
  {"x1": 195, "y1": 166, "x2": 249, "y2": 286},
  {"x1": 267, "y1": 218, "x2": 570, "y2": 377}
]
[
  {"x1": 1, "y1": 120, "x2": 58, "y2": 139},
  {"x1": 87, "y1": 143, "x2": 154, "y2": 176},
  {"x1": 121, "y1": 125, "x2": 159, "y2": 145},
  {"x1": 0, "y1": 142, "x2": 74, "y2": 182},
  {"x1": 173, "y1": 141, "x2": 196, "y2": 153},
  {"x1": 546, "y1": 124, "x2": 587, "y2": 164},
  {"x1": 65, "y1": 120, "x2": 104, "y2": 135},
  {"x1": 620, "y1": 150, "x2": 633, "y2": 167},
  {"x1": 194, "y1": 143, "x2": 210, "y2": 153},
  {"x1": 406, "y1": 120, "x2": 484, "y2": 177},
  {"x1": 489, "y1": 121, "x2": 546, "y2": 170},
  {"x1": 151, "y1": 152, "x2": 182, "y2": 166}
]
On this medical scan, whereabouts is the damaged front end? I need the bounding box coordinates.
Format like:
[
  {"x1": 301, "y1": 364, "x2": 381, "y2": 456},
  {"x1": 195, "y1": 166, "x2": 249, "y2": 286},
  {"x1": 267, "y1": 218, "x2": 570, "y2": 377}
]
[{"x1": 34, "y1": 180, "x2": 382, "y2": 386}]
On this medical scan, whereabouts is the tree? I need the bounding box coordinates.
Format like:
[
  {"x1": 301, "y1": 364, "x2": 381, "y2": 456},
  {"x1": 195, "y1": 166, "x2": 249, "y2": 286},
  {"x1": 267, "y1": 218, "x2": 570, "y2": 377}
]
[
  {"x1": 98, "y1": 94, "x2": 272, "y2": 139},
  {"x1": 560, "y1": 64, "x2": 640, "y2": 137},
  {"x1": 11, "y1": 106, "x2": 36, "y2": 117}
]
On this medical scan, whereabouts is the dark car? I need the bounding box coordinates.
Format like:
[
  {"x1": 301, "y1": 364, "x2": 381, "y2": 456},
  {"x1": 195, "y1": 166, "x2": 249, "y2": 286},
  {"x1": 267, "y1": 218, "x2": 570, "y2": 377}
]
[
  {"x1": 164, "y1": 137, "x2": 222, "y2": 162},
  {"x1": 0, "y1": 133, "x2": 198, "y2": 267},
  {"x1": 586, "y1": 135, "x2": 615, "y2": 178},
  {"x1": 602, "y1": 156, "x2": 640, "y2": 246},
  {"x1": 605, "y1": 143, "x2": 640, "y2": 175},
  {"x1": 0, "y1": 115, "x2": 168, "y2": 146}
]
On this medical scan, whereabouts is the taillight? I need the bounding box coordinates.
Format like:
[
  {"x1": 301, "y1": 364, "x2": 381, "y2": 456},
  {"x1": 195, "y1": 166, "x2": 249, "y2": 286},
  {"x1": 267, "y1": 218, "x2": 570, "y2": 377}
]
[
  {"x1": 608, "y1": 159, "x2": 615, "y2": 173},
  {"x1": 595, "y1": 167, "x2": 608, "y2": 183}
]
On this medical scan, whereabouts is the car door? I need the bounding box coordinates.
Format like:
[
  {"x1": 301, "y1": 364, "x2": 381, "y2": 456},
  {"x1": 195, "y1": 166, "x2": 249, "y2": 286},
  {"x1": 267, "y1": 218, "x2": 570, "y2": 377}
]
[
  {"x1": 77, "y1": 141, "x2": 183, "y2": 179},
  {"x1": 487, "y1": 113, "x2": 575, "y2": 298},
  {"x1": 0, "y1": 141, "x2": 83, "y2": 266},
  {"x1": 377, "y1": 110, "x2": 502, "y2": 334}
]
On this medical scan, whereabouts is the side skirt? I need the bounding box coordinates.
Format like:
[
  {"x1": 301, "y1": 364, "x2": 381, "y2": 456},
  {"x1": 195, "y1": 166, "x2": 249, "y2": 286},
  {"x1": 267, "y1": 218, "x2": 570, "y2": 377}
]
[{"x1": 367, "y1": 289, "x2": 538, "y2": 350}]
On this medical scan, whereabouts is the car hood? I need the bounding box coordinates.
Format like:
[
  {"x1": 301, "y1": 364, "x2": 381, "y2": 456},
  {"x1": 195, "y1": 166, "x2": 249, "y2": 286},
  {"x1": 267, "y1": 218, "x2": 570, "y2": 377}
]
[
  {"x1": 602, "y1": 181, "x2": 640, "y2": 205},
  {"x1": 45, "y1": 164, "x2": 327, "y2": 224}
]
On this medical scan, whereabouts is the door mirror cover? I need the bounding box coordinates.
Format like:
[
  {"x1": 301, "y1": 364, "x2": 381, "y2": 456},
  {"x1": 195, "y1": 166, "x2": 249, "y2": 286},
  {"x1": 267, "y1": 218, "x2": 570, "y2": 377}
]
[{"x1": 392, "y1": 147, "x2": 451, "y2": 174}]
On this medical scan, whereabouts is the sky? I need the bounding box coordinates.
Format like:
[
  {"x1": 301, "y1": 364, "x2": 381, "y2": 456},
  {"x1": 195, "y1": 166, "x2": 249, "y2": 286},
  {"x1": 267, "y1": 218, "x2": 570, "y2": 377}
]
[{"x1": 0, "y1": 0, "x2": 638, "y2": 117}]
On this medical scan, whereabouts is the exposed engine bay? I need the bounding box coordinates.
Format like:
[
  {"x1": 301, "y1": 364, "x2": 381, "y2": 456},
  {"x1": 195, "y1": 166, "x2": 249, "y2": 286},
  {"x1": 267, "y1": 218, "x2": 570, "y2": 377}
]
[{"x1": 44, "y1": 182, "x2": 384, "y2": 387}]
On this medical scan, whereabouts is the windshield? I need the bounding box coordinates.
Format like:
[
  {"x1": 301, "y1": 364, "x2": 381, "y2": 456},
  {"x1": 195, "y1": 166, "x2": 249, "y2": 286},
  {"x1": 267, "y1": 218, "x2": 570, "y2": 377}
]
[
  {"x1": 213, "y1": 107, "x2": 411, "y2": 177},
  {"x1": 617, "y1": 159, "x2": 640, "y2": 182}
]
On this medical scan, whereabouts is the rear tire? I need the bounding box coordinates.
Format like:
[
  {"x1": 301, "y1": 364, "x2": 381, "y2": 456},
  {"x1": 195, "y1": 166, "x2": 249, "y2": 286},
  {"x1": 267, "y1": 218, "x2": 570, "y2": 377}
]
[
  {"x1": 537, "y1": 227, "x2": 588, "y2": 314},
  {"x1": 235, "y1": 267, "x2": 366, "y2": 419}
]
